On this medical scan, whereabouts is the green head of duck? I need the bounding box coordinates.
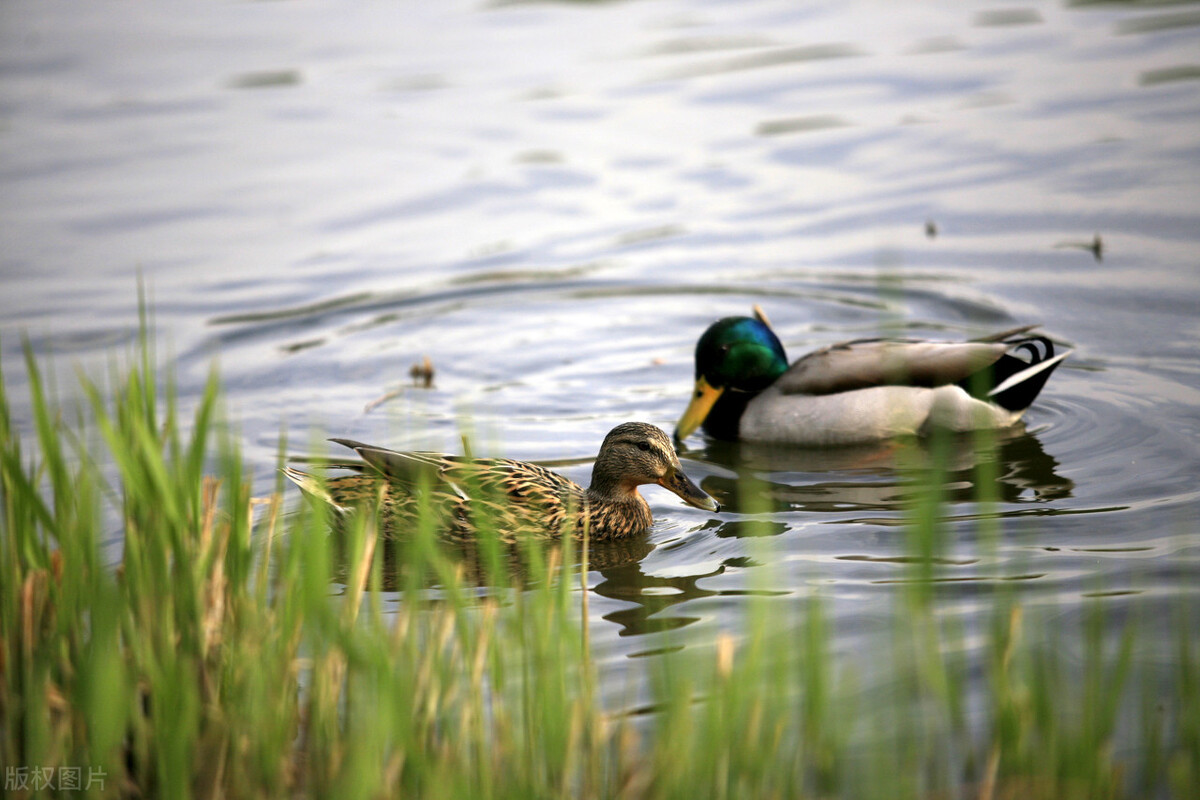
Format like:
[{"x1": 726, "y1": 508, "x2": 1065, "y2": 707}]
[{"x1": 676, "y1": 316, "x2": 788, "y2": 442}]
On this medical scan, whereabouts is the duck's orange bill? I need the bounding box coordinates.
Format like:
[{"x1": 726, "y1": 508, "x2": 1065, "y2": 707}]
[{"x1": 673, "y1": 376, "x2": 724, "y2": 442}]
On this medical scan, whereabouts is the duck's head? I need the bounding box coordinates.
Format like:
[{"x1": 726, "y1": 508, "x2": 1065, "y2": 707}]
[
  {"x1": 674, "y1": 316, "x2": 788, "y2": 442},
  {"x1": 590, "y1": 422, "x2": 720, "y2": 512}
]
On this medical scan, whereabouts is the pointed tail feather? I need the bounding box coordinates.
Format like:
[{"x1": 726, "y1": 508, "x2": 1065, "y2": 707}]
[{"x1": 282, "y1": 466, "x2": 349, "y2": 510}]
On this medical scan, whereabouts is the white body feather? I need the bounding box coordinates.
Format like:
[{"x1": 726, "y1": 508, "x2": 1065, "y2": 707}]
[{"x1": 740, "y1": 384, "x2": 1023, "y2": 446}]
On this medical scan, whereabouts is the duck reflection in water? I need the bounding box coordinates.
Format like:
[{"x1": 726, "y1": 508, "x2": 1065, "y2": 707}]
[
  {"x1": 325, "y1": 534, "x2": 765, "y2": 640},
  {"x1": 686, "y1": 427, "x2": 1073, "y2": 516},
  {"x1": 328, "y1": 529, "x2": 660, "y2": 594}
]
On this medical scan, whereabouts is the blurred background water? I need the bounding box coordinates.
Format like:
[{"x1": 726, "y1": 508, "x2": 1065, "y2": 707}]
[{"x1": 2, "y1": 0, "x2": 1198, "y2": 717}]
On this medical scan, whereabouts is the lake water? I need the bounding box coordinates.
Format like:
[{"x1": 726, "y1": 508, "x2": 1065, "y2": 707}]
[{"x1": 2, "y1": 0, "x2": 1198, "y2": 731}]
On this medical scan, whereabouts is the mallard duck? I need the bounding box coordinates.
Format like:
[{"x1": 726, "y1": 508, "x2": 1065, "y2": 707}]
[
  {"x1": 284, "y1": 422, "x2": 720, "y2": 542},
  {"x1": 675, "y1": 316, "x2": 1070, "y2": 447}
]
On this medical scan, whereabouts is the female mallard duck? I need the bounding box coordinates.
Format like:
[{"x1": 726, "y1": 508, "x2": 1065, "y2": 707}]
[
  {"x1": 675, "y1": 316, "x2": 1071, "y2": 447},
  {"x1": 284, "y1": 422, "x2": 720, "y2": 542}
]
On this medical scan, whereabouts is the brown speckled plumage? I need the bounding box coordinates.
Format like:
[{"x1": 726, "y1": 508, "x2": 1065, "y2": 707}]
[{"x1": 283, "y1": 422, "x2": 719, "y2": 542}]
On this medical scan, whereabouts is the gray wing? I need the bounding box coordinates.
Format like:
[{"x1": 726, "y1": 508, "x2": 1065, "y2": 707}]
[{"x1": 773, "y1": 338, "x2": 1012, "y2": 396}]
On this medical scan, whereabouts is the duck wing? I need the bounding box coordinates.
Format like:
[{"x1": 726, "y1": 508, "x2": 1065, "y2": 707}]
[
  {"x1": 329, "y1": 439, "x2": 449, "y2": 485},
  {"x1": 774, "y1": 338, "x2": 1015, "y2": 396},
  {"x1": 329, "y1": 439, "x2": 580, "y2": 503}
]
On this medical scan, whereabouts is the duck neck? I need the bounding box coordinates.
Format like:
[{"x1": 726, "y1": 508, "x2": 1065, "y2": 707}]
[
  {"x1": 587, "y1": 466, "x2": 639, "y2": 502},
  {"x1": 587, "y1": 468, "x2": 652, "y2": 510},
  {"x1": 584, "y1": 483, "x2": 653, "y2": 531},
  {"x1": 701, "y1": 320, "x2": 788, "y2": 440},
  {"x1": 703, "y1": 388, "x2": 755, "y2": 441}
]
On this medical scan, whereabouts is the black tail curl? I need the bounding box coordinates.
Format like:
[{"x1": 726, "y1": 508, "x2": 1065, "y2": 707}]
[{"x1": 960, "y1": 335, "x2": 1061, "y2": 412}]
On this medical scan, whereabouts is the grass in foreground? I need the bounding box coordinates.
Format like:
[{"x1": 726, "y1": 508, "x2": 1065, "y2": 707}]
[{"x1": 1, "y1": 329, "x2": 1197, "y2": 799}]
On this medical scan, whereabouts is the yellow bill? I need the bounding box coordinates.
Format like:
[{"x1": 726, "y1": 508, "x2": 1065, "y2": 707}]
[{"x1": 674, "y1": 376, "x2": 725, "y2": 442}]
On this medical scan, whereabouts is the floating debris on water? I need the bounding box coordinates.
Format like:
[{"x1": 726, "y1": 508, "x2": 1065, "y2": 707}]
[
  {"x1": 1054, "y1": 233, "x2": 1103, "y2": 262},
  {"x1": 226, "y1": 69, "x2": 302, "y2": 89},
  {"x1": 410, "y1": 355, "x2": 435, "y2": 388},
  {"x1": 364, "y1": 356, "x2": 436, "y2": 414}
]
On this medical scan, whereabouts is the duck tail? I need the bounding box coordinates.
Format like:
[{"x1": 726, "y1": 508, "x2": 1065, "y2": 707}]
[
  {"x1": 959, "y1": 335, "x2": 1071, "y2": 412},
  {"x1": 282, "y1": 466, "x2": 345, "y2": 509}
]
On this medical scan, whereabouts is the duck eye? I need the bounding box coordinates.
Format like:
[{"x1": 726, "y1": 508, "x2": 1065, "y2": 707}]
[{"x1": 636, "y1": 441, "x2": 651, "y2": 452}]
